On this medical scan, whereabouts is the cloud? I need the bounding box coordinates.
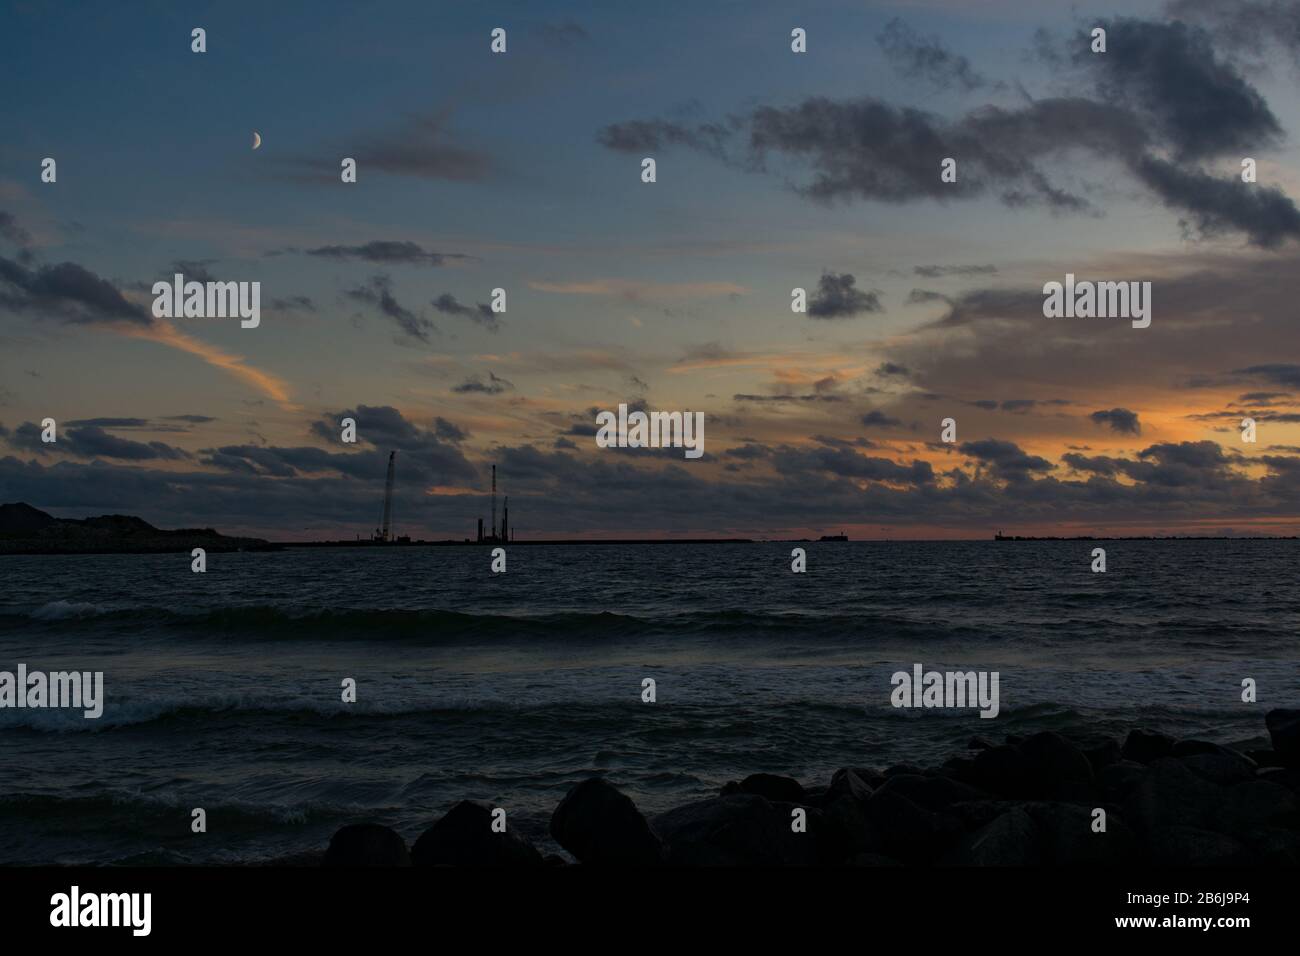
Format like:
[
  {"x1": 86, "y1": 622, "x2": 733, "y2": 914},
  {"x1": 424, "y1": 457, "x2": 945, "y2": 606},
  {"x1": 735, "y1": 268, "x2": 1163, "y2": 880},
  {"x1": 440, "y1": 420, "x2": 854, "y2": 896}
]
[
  {"x1": 452, "y1": 371, "x2": 514, "y2": 395},
  {"x1": 0, "y1": 210, "x2": 32, "y2": 247},
  {"x1": 344, "y1": 275, "x2": 437, "y2": 343},
  {"x1": 861, "y1": 410, "x2": 903, "y2": 428},
  {"x1": 432, "y1": 292, "x2": 499, "y2": 332},
  {"x1": 1077, "y1": 18, "x2": 1282, "y2": 162},
  {"x1": 959, "y1": 439, "x2": 1055, "y2": 481},
  {"x1": 807, "y1": 272, "x2": 882, "y2": 319},
  {"x1": 303, "y1": 241, "x2": 470, "y2": 267},
  {"x1": 598, "y1": 30, "x2": 1300, "y2": 247},
  {"x1": 877, "y1": 17, "x2": 989, "y2": 90},
  {"x1": 1090, "y1": 407, "x2": 1142, "y2": 435},
  {"x1": 1233, "y1": 364, "x2": 1300, "y2": 388},
  {"x1": 1131, "y1": 155, "x2": 1300, "y2": 247},
  {"x1": 534, "y1": 21, "x2": 590, "y2": 46},
  {"x1": 0, "y1": 256, "x2": 151, "y2": 326},
  {"x1": 167, "y1": 259, "x2": 218, "y2": 283},
  {"x1": 284, "y1": 113, "x2": 492, "y2": 183},
  {"x1": 913, "y1": 264, "x2": 997, "y2": 278}
]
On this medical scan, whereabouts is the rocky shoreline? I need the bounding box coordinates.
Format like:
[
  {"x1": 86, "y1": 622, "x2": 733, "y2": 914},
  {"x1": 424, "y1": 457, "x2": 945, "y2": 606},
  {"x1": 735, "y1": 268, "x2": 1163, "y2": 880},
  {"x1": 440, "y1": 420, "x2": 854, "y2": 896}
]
[{"x1": 315, "y1": 708, "x2": 1300, "y2": 866}]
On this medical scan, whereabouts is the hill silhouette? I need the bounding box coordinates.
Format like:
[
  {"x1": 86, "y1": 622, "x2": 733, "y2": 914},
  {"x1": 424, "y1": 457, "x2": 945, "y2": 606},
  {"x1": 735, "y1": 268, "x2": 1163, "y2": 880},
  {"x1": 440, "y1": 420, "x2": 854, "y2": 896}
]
[{"x1": 0, "y1": 502, "x2": 273, "y2": 554}]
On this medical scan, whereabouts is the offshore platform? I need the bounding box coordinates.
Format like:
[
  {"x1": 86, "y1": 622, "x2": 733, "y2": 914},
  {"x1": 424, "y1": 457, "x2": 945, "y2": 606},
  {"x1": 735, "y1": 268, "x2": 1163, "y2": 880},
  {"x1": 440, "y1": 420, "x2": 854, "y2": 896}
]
[{"x1": 476, "y1": 464, "x2": 511, "y2": 544}]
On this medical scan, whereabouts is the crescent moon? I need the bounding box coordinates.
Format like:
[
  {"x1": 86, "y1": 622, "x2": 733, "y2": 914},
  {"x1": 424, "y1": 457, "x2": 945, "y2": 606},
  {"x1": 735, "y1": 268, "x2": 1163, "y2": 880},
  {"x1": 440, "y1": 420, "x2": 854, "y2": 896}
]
[{"x1": 252, "y1": 131, "x2": 262, "y2": 150}]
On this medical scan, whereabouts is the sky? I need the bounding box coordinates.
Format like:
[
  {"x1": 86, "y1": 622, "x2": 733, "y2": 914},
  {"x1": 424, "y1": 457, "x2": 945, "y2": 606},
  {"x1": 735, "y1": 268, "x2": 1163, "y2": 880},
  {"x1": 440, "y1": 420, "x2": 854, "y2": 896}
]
[{"x1": 3, "y1": 0, "x2": 1300, "y2": 540}]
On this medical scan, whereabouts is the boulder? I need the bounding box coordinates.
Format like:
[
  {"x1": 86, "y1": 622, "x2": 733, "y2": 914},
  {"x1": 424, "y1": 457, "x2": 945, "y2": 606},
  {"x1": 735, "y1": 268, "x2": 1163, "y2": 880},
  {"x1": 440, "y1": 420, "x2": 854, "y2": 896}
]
[
  {"x1": 323, "y1": 823, "x2": 411, "y2": 867},
  {"x1": 941, "y1": 809, "x2": 1041, "y2": 866},
  {"x1": 866, "y1": 790, "x2": 962, "y2": 863},
  {"x1": 1121, "y1": 729, "x2": 1175, "y2": 764},
  {"x1": 549, "y1": 778, "x2": 662, "y2": 865},
  {"x1": 1179, "y1": 751, "x2": 1257, "y2": 787},
  {"x1": 970, "y1": 744, "x2": 1036, "y2": 799},
  {"x1": 720, "y1": 773, "x2": 806, "y2": 804},
  {"x1": 876, "y1": 773, "x2": 990, "y2": 812},
  {"x1": 411, "y1": 801, "x2": 544, "y2": 867},
  {"x1": 1124, "y1": 758, "x2": 1223, "y2": 833},
  {"x1": 1083, "y1": 738, "x2": 1122, "y2": 776},
  {"x1": 821, "y1": 769, "x2": 879, "y2": 856},
  {"x1": 1220, "y1": 779, "x2": 1299, "y2": 832},
  {"x1": 652, "y1": 794, "x2": 819, "y2": 866},
  {"x1": 1265, "y1": 709, "x2": 1300, "y2": 767},
  {"x1": 1019, "y1": 731, "x2": 1095, "y2": 801},
  {"x1": 1026, "y1": 802, "x2": 1136, "y2": 866}
]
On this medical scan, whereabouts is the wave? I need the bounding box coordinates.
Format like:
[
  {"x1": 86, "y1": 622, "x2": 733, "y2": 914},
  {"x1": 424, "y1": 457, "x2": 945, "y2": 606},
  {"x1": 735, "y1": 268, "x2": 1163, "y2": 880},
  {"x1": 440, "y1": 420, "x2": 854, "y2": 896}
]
[{"x1": 0, "y1": 602, "x2": 985, "y2": 645}]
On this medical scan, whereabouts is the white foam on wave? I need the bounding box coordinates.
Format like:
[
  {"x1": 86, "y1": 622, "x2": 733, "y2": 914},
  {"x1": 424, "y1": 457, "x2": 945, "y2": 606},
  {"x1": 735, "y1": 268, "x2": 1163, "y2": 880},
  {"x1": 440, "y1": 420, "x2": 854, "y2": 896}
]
[{"x1": 30, "y1": 600, "x2": 107, "y2": 620}]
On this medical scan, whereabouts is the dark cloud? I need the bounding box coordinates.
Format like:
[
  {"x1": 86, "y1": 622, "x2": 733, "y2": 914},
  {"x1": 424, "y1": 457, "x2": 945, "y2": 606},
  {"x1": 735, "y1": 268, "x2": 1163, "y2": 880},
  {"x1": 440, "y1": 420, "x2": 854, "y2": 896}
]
[
  {"x1": 432, "y1": 292, "x2": 499, "y2": 332},
  {"x1": 1132, "y1": 155, "x2": 1300, "y2": 248},
  {"x1": 305, "y1": 241, "x2": 469, "y2": 267},
  {"x1": 0, "y1": 211, "x2": 32, "y2": 247},
  {"x1": 595, "y1": 118, "x2": 733, "y2": 157},
  {"x1": 876, "y1": 362, "x2": 911, "y2": 378},
  {"x1": 63, "y1": 426, "x2": 190, "y2": 461},
  {"x1": 0, "y1": 256, "x2": 152, "y2": 326},
  {"x1": 732, "y1": 393, "x2": 845, "y2": 403},
  {"x1": 1167, "y1": 0, "x2": 1300, "y2": 55},
  {"x1": 1233, "y1": 364, "x2": 1300, "y2": 388},
  {"x1": 877, "y1": 17, "x2": 988, "y2": 90},
  {"x1": 534, "y1": 21, "x2": 590, "y2": 46},
  {"x1": 959, "y1": 439, "x2": 1055, "y2": 481},
  {"x1": 808, "y1": 272, "x2": 882, "y2": 319},
  {"x1": 167, "y1": 259, "x2": 218, "y2": 283},
  {"x1": 284, "y1": 114, "x2": 492, "y2": 183},
  {"x1": 599, "y1": 32, "x2": 1300, "y2": 246},
  {"x1": 1078, "y1": 19, "x2": 1282, "y2": 162},
  {"x1": 166, "y1": 415, "x2": 217, "y2": 424},
  {"x1": 452, "y1": 372, "x2": 514, "y2": 395},
  {"x1": 344, "y1": 275, "x2": 436, "y2": 343},
  {"x1": 913, "y1": 264, "x2": 997, "y2": 278},
  {"x1": 270, "y1": 295, "x2": 316, "y2": 312},
  {"x1": 1090, "y1": 407, "x2": 1142, "y2": 435},
  {"x1": 861, "y1": 410, "x2": 903, "y2": 428}
]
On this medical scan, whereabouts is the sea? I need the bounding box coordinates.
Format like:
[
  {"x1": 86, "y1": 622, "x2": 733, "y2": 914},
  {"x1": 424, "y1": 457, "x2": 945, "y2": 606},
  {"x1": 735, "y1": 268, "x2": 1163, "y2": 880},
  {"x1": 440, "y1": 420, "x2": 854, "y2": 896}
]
[{"x1": 0, "y1": 539, "x2": 1295, "y2": 864}]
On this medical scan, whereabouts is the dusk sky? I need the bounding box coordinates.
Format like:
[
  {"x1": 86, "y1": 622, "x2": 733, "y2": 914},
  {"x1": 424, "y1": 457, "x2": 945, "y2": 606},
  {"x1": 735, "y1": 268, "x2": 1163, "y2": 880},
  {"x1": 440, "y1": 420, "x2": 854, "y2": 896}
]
[{"x1": 4, "y1": 0, "x2": 1300, "y2": 539}]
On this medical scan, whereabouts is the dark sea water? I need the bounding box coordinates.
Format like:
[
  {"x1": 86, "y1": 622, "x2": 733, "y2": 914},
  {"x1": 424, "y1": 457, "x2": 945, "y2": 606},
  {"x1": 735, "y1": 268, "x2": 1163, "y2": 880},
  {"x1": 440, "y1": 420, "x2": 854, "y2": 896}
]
[{"x1": 0, "y1": 540, "x2": 1296, "y2": 864}]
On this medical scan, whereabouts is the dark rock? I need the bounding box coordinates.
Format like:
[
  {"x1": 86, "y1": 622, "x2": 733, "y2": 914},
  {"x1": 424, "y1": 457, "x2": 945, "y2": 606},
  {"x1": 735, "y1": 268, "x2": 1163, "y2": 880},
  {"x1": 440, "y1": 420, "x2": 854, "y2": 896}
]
[
  {"x1": 720, "y1": 773, "x2": 806, "y2": 804},
  {"x1": 323, "y1": 823, "x2": 411, "y2": 867},
  {"x1": 1172, "y1": 739, "x2": 1241, "y2": 759},
  {"x1": 1220, "y1": 780, "x2": 1299, "y2": 831},
  {"x1": 1122, "y1": 729, "x2": 1175, "y2": 764},
  {"x1": 1265, "y1": 709, "x2": 1300, "y2": 767},
  {"x1": 831, "y1": 766, "x2": 886, "y2": 790},
  {"x1": 1146, "y1": 826, "x2": 1249, "y2": 866},
  {"x1": 1240, "y1": 826, "x2": 1300, "y2": 865},
  {"x1": 1083, "y1": 738, "x2": 1122, "y2": 775},
  {"x1": 941, "y1": 809, "x2": 1041, "y2": 866},
  {"x1": 821, "y1": 769, "x2": 879, "y2": 856},
  {"x1": 866, "y1": 790, "x2": 963, "y2": 863},
  {"x1": 884, "y1": 763, "x2": 930, "y2": 778},
  {"x1": 1124, "y1": 758, "x2": 1223, "y2": 833},
  {"x1": 1256, "y1": 767, "x2": 1300, "y2": 793},
  {"x1": 1179, "y1": 751, "x2": 1257, "y2": 787},
  {"x1": 1100, "y1": 760, "x2": 1148, "y2": 803},
  {"x1": 1019, "y1": 731, "x2": 1094, "y2": 801},
  {"x1": 970, "y1": 744, "x2": 1036, "y2": 798},
  {"x1": 967, "y1": 736, "x2": 996, "y2": 751},
  {"x1": 1026, "y1": 802, "x2": 1136, "y2": 866},
  {"x1": 877, "y1": 773, "x2": 990, "y2": 812},
  {"x1": 652, "y1": 794, "x2": 819, "y2": 866},
  {"x1": 550, "y1": 778, "x2": 663, "y2": 865},
  {"x1": 411, "y1": 801, "x2": 544, "y2": 867},
  {"x1": 1248, "y1": 749, "x2": 1285, "y2": 768}
]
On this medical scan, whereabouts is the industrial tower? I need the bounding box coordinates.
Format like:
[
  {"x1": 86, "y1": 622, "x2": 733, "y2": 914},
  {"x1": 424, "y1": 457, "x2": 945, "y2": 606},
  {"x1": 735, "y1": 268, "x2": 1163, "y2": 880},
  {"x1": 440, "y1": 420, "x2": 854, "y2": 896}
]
[{"x1": 376, "y1": 450, "x2": 396, "y2": 542}]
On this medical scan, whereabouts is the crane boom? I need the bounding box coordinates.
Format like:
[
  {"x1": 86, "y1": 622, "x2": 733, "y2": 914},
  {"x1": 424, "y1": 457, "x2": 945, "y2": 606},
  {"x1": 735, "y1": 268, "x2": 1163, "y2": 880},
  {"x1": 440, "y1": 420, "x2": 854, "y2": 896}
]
[{"x1": 380, "y1": 451, "x2": 396, "y2": 542}]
